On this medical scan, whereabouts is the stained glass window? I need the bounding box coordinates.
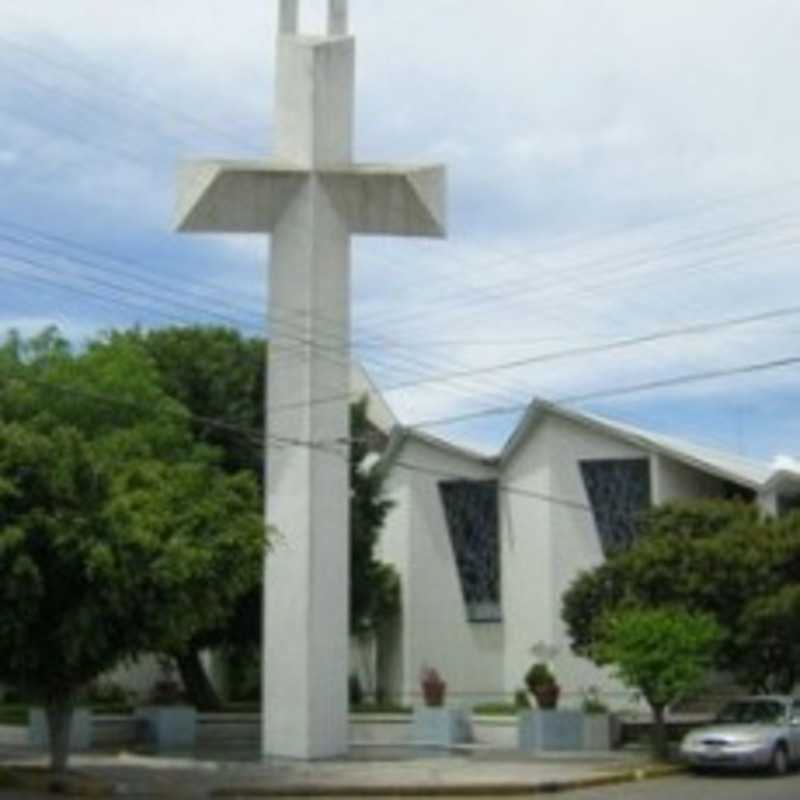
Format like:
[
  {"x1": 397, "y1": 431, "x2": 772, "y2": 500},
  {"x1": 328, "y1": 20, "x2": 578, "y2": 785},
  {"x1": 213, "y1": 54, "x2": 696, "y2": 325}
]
[
  {"x1": 439, "y1": 480, "x2": 501, "y2": 622},
  {"x1": 579, "y1": 459, "x2": 651, "y2": 556}
]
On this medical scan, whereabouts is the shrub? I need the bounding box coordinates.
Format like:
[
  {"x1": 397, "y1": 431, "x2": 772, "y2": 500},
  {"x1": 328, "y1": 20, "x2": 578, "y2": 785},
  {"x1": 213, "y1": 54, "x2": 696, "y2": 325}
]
[
  {"x1": 82, "y1": 681, "x2": 130, "y2": 707},
  {"x1": 524, "y1": 662, "x2": 557, "y2": 691},
  {"x1": 580, "y1": 687, "x2": 608, "y2": 715},
  {"x1": 514, "y1": 688, "x2": 531, "y2": 709}
]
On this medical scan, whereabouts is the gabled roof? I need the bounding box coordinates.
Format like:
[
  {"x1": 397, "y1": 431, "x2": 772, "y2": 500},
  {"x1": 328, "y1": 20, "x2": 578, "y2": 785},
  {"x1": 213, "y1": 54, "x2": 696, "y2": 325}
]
[
  {"x1": 377, "y1": 397, "x2": 781, "y2": 491},
  {"x1": 763, "y1": 468, "x2": 800, "y2": 494},
  {"x1": 500, "y1": 398, "x2": 772, "y2": 489},
  {"x1": 350, "y1": 362, "x2": 398, "y2": 435},
  {"x1": 379, "y1": 425, "x2": 495, "y2": 477}
]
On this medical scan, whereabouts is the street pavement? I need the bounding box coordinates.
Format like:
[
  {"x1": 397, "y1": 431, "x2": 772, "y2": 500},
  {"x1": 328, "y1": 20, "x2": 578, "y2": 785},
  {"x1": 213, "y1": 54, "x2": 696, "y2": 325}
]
[
  {"x1": 3, "y1": 746, "x2": 800, "y2": 799},
  {"x1": 0, "y1": 746, "x2": 667, "y2": 798},
  {"x1": 552, "y1": 772, "x2": 800, "y2": 800}
]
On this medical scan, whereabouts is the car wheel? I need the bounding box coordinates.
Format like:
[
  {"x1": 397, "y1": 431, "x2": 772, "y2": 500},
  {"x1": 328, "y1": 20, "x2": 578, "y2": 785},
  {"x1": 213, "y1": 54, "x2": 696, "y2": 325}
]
[{"x1": 770, "y1": 744, "x2": 789, "y2": 776}]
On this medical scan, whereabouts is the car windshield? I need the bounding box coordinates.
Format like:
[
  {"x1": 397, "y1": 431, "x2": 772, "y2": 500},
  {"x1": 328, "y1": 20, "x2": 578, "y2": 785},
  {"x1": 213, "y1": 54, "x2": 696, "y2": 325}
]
[{"x1": 716, "y1": 700, "x2": 786, "y2": 725}]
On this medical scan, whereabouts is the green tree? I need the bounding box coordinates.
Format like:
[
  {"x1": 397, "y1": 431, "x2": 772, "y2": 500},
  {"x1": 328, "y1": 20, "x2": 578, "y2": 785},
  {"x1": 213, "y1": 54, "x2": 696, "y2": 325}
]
[
  {"x1": 118, "y1": 326, "x2": 266, "y2": 708},
  {"x1": 122, "y1": 326, "x2": 265, "y2": 478},
  {"x1": 126, "y1": 326, "x2": 399, "y2": 704},
  {"x1": 563, "y1": 499, "x2": 800, "y2": 694},
  {"x1": 596, "y1": 608, "x2": 721, "y2": 759},
  {"x1": 735, "y1": 584, "x2": 800, "y2": 692},
  {"x1": 350, "y1": 397, "x2": 399, "y2": 638},
  {"x1": 0, "y1": 330, "x2": 265, "y2": 771}
]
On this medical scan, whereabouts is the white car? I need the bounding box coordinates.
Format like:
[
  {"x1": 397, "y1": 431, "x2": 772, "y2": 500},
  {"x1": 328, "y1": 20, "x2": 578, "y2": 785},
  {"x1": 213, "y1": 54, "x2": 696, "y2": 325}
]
[{"x1": 680, "y1": 696, "x2": 800, "y2": 775}]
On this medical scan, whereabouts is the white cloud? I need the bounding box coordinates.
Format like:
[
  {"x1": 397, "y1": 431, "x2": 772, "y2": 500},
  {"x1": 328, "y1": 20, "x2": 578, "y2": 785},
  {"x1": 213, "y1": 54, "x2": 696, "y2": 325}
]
[
  {"x1": 2, "y1": 0, "x2": 800, "y2": 462},
  {"x1": 0, "y1": 314, "x2": 99, "y2": 344},
  {"x1": 773, "y1": 455, "x2": 800, "y2": 473}
]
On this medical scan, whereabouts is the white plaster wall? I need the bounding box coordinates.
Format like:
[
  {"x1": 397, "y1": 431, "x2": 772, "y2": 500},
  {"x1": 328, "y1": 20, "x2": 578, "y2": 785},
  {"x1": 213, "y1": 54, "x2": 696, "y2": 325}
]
[
  {"x1": 501, "y1": 422, "x2": 553, "y2": 699},
  {"x1": 379, "y1": 413, "x2": 753, "y2": 713},
  {"x1": 381, "y1": 438, "x2": 503, "y2": 707},
  {"x1": 654, "y1": 454, "x2": 727, "y2": 504},
  {"x1": 349, "y1": 362, "x2": 397, "y2": 435},
  {"x1": 105, "y1": 656, "x2": 163, "y2": 700},
  {"x1": 349, "y1": 636, "x2": 377, "y2": 700},
  {"x1": 532, "y1": 414, "x2": 649, "y2": 709},
  {"x1": 759, "y1": 489, "x2": 778, "y2": 516}
]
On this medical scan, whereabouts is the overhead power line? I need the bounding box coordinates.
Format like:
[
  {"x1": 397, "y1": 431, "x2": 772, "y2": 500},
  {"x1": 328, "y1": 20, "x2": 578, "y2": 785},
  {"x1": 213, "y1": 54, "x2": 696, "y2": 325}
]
[
  {"x1": 381, "y1": 304, "x2": 800, "y2": 393},
  {"x1": 408, "y1": 354, "x2": 800, "y2": 431},
  {"x1": 5, "y1": 27, "x2": 800, "y2": 428},
  {"x1": 0, "y1": 369, "x2": 594, "y2": 513}
]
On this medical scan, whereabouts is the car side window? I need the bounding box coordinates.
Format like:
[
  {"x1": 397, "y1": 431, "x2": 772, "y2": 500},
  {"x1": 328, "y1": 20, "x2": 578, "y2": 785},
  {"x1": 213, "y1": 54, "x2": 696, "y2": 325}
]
[{"x1": 791, "y1": 701, "x2": 800, "y2": 723}]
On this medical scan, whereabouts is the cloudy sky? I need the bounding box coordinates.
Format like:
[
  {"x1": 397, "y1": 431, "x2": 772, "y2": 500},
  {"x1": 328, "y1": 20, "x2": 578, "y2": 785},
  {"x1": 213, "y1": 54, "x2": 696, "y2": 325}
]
[{"x1": 1, "y1": 0, "x2": 799, "y2": 462}]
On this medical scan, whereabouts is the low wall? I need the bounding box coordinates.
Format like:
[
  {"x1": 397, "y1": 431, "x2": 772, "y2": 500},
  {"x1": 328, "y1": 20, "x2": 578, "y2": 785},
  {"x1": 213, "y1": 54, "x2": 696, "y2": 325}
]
[
  {"x1": 13, "y1": 709, "x2": 709, "y2": 753},
  {"x1": 197, "y1": 714, "x2": 260, "y2": 748},
  {"x1": 16, "y1": 712, "x2": 516, "y2": 750},
  {"x1": 93, "y1": 715, "x2": 139, "y2": 747},
  {"x1": 0, "y1": 724, "x2": 26, "y2": 747}
]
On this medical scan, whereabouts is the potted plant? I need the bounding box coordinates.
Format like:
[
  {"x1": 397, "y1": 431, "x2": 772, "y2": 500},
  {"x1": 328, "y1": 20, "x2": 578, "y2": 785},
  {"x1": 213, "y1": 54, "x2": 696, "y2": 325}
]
[
  {"x1": 525, "y1": 662, "x2": 560, "y2": 709},
  {"x1": 134, "y1": 658, "x2": 197, "y2": 749},
  {"x1": 419, "y1": 666, "x2": 446, "y2": 707},
  {"x1": 412, "y1": 666, "x2": 472, "y2": 745}
]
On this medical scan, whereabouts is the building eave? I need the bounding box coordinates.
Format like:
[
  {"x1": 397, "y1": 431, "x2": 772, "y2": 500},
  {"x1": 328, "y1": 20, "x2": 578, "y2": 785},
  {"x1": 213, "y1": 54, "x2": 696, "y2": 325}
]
[{"x1": 499, "y1": 398, "x2": 768, "y2": 491}]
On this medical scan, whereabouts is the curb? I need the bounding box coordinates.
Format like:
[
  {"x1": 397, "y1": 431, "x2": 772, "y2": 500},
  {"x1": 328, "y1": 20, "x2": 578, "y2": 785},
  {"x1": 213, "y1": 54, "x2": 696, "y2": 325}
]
[{"x1": 211, "y1": 764, "x2": 684, "y2": 797}]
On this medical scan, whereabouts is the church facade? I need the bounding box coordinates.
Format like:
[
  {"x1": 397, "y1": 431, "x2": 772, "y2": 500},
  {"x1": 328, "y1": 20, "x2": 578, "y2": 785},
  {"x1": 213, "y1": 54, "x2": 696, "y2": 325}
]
[{"x1": 375, "y1": 399, "x2": 800, "y2": 709}]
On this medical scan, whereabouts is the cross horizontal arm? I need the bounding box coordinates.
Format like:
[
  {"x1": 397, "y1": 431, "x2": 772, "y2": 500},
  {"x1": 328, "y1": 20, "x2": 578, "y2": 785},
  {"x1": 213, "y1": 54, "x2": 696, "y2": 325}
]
[
  {"x1": 176, "y1": 160, "x2": 447, "y2": 238},
  {"x1": 322, "y1": 164, "x2": 447, "y2": 237},
  {"x1": 175, "y1": 161, "x2": 307, "y2": 233}
]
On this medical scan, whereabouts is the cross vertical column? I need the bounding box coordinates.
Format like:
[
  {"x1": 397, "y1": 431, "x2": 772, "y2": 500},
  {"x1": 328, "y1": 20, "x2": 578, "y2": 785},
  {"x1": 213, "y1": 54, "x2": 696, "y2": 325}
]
[
  {"x1": 264, "y1": 176, "x2": 351, "y2": 758},
  {"x1": 328, "y1": 0, "x2": 349, "y2": 35},
  {"x1": 264, "y1": 12, "x2": 355, "y2": 758},
  {"x1": 175, "y1": 0, "x2": 446, "y2": 761}
]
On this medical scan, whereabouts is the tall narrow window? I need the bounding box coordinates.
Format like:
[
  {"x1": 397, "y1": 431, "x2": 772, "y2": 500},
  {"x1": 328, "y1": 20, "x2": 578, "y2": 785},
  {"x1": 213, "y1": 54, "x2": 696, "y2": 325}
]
[
  {"x1": 579, "y1": 459, "x2": 650, "y2": 555},
  {"x1": 439, "y1": 480, "x2": 500, "y2": 622}
]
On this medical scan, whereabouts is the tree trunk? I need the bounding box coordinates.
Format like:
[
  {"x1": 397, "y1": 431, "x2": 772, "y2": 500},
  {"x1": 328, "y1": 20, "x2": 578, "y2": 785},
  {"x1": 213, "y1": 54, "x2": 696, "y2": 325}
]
[
  {"x1": 175, "y1": 648, "x2": 222, "y2": 711},
  {"x1": 45, "y1": 700, "x2": 74, "y2": 774},
  {"x1": 651, "y1": 703, "x2": 669, "y2": 761}
]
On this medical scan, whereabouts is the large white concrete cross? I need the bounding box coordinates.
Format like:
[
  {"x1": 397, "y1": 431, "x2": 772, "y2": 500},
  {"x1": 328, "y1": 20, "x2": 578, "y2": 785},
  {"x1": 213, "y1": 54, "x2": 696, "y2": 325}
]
[{"x1": 175, "y1": 0, "x2": 447, "y2": 759}]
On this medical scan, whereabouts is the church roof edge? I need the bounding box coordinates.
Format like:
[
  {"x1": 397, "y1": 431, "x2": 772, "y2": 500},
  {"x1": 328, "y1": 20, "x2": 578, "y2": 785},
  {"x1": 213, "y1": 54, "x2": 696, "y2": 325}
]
[
  {"x1": 378, "y1": 425, "x2": 496, "y2": 477},
  {"x1": 499, "y1": 398, "x2": 771, "y2": 489}
]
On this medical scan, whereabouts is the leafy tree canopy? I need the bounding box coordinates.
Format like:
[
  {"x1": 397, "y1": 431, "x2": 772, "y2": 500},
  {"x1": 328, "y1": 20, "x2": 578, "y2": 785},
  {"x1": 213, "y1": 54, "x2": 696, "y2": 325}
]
[
  {"x1": 596, "y1": 607, "x2": 721, "y2": 758},
  {"x1": 350, "y1": 397, "x2": 398, "y2": 637},
  {"x1": 114, "y1": 326, "x2": 265, "y2": 478},
  {"x1": 0, "y1": 329, "x2": 265, "y2": 769},
  {"x1": 562, "y1": 499, "x2": 800, "y2": 694}
]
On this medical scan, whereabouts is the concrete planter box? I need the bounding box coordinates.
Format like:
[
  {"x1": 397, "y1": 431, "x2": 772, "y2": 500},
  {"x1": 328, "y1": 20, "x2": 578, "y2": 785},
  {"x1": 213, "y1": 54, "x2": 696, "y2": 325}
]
[
  {"x1": 411, "y1": 707, "x2": 472, "y2": 746},
  {"x1": 135, "y1": 706, "x2": 197, "y2": 749},
  {"x1": 28, "y1": 707, "x2": 92, "y2": 751},
  {"x1": 518, "y1": 710, "x2": 618, "y2": 751},
  {"x1": 582, "y1": 712, "x2": 620, "y2": 750}
]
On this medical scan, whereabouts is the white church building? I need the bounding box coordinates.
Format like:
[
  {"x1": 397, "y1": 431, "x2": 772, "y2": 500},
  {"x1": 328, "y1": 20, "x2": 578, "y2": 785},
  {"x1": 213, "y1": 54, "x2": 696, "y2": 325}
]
[{"x1": 373, "y1": 398, "x2": 800, "y2": 709}]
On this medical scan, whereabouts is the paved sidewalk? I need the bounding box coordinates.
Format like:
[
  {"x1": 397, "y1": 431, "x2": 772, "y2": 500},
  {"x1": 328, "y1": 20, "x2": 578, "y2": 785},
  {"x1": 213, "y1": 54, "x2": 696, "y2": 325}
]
[{"x1": 0, "y1": 744, "x2": 680, "y2": 798}]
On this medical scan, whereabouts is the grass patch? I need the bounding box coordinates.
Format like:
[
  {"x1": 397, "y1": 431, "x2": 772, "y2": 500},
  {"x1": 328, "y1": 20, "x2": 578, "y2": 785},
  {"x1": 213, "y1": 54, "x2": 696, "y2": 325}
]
[
  {"x1": 89, "y1": 703, "x2": 132, "y2": 715},
  {"x1": 350, "y1": 703, "x2": 412, "y2": 715},
  {"x1": 0, "y1": 704, "x2": 28, "y2": 726},
  {"x1": 0, "y1": 766, "x2": 113, "y2": 796},
  {"x1": 472, "y1": 702, "x2": 519, "y2": 716},
  {"x1": 0, "y1": 703, "x2": 134, "y2": 727},
  {"x1": 0, "y1": 767, "x2": 17, "y2": 789},
  {"x1": 219, "y1": 702, "x2": 261, "y2": 713}
]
